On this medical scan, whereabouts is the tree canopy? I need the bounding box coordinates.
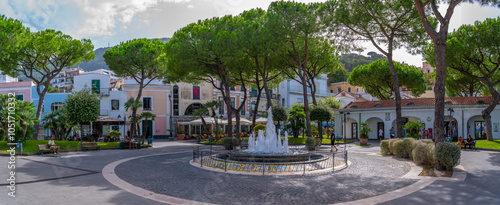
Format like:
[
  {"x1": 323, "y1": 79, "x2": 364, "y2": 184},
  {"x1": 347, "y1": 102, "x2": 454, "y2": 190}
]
[
  {"x1": 65, "y1": 87, "x2": 100, "y2": 140},
  {"x1": 423, "y1": 17, "x2": 500, "y2": 141},
  {"x1": 348, "y1": 59, "x2": 426, "y2": 100}
]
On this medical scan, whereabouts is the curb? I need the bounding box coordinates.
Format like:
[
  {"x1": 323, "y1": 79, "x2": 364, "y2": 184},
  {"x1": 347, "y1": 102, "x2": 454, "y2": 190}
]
[{"x1": 0, "y1": 145, "x2": 152, "y2": 156}]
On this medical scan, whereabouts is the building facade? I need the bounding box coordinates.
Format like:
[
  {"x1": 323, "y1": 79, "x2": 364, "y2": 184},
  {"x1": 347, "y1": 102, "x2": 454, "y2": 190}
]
[
  {"x1": 277, "y1": 74, "x2": 329, "y2": 108},
  {"x1": 334, "y1": 97, "x2": 500, "y2": 140}
]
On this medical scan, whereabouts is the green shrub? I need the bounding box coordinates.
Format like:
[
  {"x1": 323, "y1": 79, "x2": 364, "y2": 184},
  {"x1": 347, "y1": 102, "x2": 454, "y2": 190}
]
[
  {"x1": 388, "y1": 138, "x2": 402, "y2": 154},
  {"x1": 222, "y1": 138, "x2": 233, "y2": 150},
  {"x1": 434, "y1": 142, "x2": 461, "y2": 171},
  {"x1": 253, "y1": 124, "x2": 266, "y2": 131},
  {"x1": 232, "y1": 138, "x2": 241, "y2": 147},
  {"x1": 380, "y1": 139, "x2": 390, "y2": 154},
  {"x1": 392, "y1": 138, "x2": 416, "y2": 158},
  {"x1": 305, "y1": 137, "x2": 316, "y2": 150},
  {"x1": 315, "y1": 137, "x2": 322, "y2": 146},
  {"x1": 412, "y1": 141, "x2": 435, "y2": 165}
]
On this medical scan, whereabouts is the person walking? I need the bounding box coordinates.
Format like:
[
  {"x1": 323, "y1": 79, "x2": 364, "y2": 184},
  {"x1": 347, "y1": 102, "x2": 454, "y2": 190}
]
[
  {"x1": 330, "y1": 132, "x2": 338, "y2": 152},
  {"x1": 378, "y1": 128, "x2": 384, "y2": 141},
  {"x1": 389, "y1": 127, "x2": 395, "y2": 138}
]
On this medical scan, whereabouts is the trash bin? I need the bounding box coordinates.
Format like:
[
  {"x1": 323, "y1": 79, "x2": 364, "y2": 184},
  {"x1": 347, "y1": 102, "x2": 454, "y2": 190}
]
[
  {"x1": 17, "y1": 142, "x2": 22, "y2": 156},
  {"x1": 147, "y1": 138, "x2": 152, "y2": 145},
  {"x1": 119, "y1": 142, "x2": 125, "y2": 149},
  {"x1": 137, "y1": 142, "x2": 141, "y2": 149}
]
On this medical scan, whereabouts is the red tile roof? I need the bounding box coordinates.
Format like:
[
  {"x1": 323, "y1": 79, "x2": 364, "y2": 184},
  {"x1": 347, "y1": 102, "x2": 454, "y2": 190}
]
[{"x1": 341, "y1": 96, "x2": 496, "y2": 110}]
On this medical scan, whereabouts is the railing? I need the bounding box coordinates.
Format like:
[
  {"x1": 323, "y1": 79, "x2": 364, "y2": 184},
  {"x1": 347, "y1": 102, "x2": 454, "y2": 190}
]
[
  {"x1": 192, "y1": 145, "x2": 348, "y2": 175},
  {"x1": 288, "y1": 85, "x2": 328, "y2": 96},
  {"x1": 91, "y1": 88, "x2": 110, "y2": 96}
]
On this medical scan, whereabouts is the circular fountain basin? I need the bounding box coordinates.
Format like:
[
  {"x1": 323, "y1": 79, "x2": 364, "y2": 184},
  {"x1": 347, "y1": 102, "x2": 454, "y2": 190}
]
[{"x1": 215, "y1": 150, "x2": 325, "y2": 163}]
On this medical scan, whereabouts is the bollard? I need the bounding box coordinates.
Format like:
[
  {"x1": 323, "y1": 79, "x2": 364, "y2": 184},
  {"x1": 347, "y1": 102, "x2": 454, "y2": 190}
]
[
  {"x1": 345, "y1": 150, "x2": 348, "y2": 167},
  {"x1": 200, "y1": 151, "x2": 203, "y2": 167},
  {"x1": 332, "y1": 152, "x2": 335, "y2": 173}
]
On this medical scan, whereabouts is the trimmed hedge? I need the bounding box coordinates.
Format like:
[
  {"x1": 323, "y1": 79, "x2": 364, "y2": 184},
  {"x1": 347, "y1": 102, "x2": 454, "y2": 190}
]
[
  {"x1": 388, "y1": 138, "x2": 402, "y2": 154},
  {"x1": 380, "y1": 139, "x2": 390, "y2": 154},
  {"x1": 434, "y1": 142, "x2": 461, "y2": 171},
  {"x1": 305, "y1": 137, "x2": 316, "y2": 150},
  {"x1": 412, "y1": 141, "x2": 435, "y2": 165}
]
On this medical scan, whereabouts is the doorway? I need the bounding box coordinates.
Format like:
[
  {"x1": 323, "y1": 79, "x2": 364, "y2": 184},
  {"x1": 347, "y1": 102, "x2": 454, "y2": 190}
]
[
  {"x1": 377, "y1": 122, "x2": 384, "y2": 139},
  {"x1": 142, "y1": 120, "x2": 153, "y2": 139},
  {"x1": 351, "y1": 123, "x2": 358, "y2": 139},
  {"x1": 475, "y1": 121, "x2": 486, "y2": 139}
]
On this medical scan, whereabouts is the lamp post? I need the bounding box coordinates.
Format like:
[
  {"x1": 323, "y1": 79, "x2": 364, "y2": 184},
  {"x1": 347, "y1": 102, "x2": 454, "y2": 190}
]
[
  {"x1": 117, "y1": 115, "x2": 122, "y2": 140},
  {"x1": 448, "y1": 107, "x2": 454, "y2": 140},
  {"x1": 339, "y1": 111, "x2": 350, "y2": 150}
]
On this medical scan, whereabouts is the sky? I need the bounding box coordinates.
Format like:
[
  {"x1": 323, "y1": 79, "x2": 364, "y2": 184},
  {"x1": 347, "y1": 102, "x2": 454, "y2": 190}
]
[{"x1": 1, "y1": 0, "x2": 499, "y2": 67}]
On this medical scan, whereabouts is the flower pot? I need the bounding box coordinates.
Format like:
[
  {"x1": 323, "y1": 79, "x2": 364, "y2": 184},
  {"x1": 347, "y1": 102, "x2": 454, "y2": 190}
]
[
  {"x1": 177, "y1": 134, "x2": 185, "y2": 140},
  {"x1": 359, "y1": 138, "x2": 368, "y2": 145}
]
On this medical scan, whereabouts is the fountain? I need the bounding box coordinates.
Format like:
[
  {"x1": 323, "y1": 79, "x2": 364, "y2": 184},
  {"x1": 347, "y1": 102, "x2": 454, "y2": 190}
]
[{"x1": 215, "y1": 107, "x2": 322, "y2": 163}]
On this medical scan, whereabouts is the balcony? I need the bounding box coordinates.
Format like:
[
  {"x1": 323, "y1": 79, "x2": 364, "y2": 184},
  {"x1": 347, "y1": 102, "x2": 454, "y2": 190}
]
[
  {"x1": 91, "y1": 88, "x2": 110, "y2": 96},
  {"x1": 288, "y1": 85, "x2": 328, "y2": 96}
]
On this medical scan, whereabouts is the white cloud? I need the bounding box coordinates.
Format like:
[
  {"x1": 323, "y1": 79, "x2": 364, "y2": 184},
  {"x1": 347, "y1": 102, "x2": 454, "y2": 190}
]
[{"x1": 187, "y1": 4, "x2": 194, "y2": 9}]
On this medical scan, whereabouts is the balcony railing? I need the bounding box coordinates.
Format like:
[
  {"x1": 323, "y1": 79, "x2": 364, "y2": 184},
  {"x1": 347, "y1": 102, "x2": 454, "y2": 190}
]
[{"x1": 289, "y1": 85, "x2": 328, "y2": 96}]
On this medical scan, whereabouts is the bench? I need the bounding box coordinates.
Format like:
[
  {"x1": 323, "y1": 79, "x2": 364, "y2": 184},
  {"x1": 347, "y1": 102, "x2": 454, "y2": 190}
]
[
  {"x1": 82, "y1": 142, "x2": 100, "y2": 151},
  {"x1": 462, "y1": 141, "x2": 476, "y2": 150},
  {"x1": 37, "y1": 144, "x2": 53, "y2": 156}
]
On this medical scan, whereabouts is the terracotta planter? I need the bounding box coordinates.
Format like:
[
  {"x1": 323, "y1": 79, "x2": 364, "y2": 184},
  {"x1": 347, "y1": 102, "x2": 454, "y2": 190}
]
[
  {"x1": 359, "y1": 138, "x2": 369, "y2": 145},
  {"x1": 177, "y1": 134, "x2": 185, "y2": 140}
]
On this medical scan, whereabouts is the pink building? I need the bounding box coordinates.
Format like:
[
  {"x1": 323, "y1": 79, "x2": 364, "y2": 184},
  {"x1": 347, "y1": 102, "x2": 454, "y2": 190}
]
[{"x1": 0, "y1": 81, "x2": 34, "y2": 101}]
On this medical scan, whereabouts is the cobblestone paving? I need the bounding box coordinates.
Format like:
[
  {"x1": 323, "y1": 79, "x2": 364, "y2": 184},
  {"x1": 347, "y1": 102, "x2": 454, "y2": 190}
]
[{"x1": 115, "y1": 151, "x2": 417, "y2": 205}]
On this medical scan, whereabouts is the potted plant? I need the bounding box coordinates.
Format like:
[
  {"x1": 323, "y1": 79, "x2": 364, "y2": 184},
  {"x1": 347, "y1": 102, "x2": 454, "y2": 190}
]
[
  {"x1": 359, "y1": 122, "x2": 371, "y2": 145},
  {"x1": 108, "y1": 130, "x2": 121, "y2": 142},
  {"x1": 177, "y1": 130, "x2": 185, "y2": 140}
]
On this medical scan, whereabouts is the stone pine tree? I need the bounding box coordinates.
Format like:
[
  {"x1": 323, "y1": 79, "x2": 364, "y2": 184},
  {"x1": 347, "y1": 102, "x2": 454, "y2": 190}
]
[
  {"x1": 412, "y1": 0, "x2": 500, "y2": 143},
  {"x1": 310, "y1": 105, "x2": 332, "y2": 139},
  {"x1": 348, "y1": 59, "x2": 426, "y2": 100},
  {"x1": 0, "y1": 16, "x2": 95, "y2": 139},
  {"x1": 65, "y1": 87, "x2": 100, "y2": 142},
  {"x1": 326, "y1": 0, "x2": 430, "y2": 139},
  {"x1": 267, "y1": 1, "x2": 334, "y2": 138},
  {"x1": 424, "y1": 18, "x2": 500, "y2": 141},
  {"x1": 164, "y1": 15, "x2": 248, "y2": 139},
  {"x1": 103, "y1": 38, "x2": 165, "y2": 141}
]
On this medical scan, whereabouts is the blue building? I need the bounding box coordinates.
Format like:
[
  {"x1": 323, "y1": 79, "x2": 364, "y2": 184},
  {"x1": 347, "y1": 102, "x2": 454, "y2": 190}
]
[{"x1": 31, "y1": 86, "x2": 69, "y2": 139}]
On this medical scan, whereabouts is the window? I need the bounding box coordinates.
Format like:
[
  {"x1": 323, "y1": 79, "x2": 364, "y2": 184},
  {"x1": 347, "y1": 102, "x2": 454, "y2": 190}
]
[
  {"x1": 298, "y1": 98, "x2": 303, "y2": 103},
  {"x1": 348, "y1": 87, "x2": 351, "y2": 92},
  {"x1": 230, "y1": 86, "x2": 235, "y2": 91},
  {"x1": 193, "y1": 85, "x2": 200, "y2": 100},
  {"x1": 111, "y1": 100, "x2": 119, "y2": 110},
  {"x1": 240, "y1": 99, "x2": 245, "y2": 115},
  {"x1": 406, "y1": 102, "x2": 416, "y2": 106},
  {"x1": 173, "y1": 85, "x2": 179, "y2": 116},
  {"x1": 230, "y1": 98, "x2": 235, "y2": 108},
  {"x1": 282, "y1": 98, "x2": 285, "y2": 106},
  {"x1": 218, "y1": 97, "x2": 224, "y2": 114},
  {"x1": 143, "y1": 97, "x2": 152, "y2": 110},
  {"x1": 92, "y1": 79, "x2": 100, "y2": 94},
  {"x1": 240, "y1": 86, "x2": 245, "y2": 91},
  {"x1": 337, "y1": 87, "x2": 341, "y2": 93},
  {"x1": 15, "y1": 94, "x2": 23, "y2": 101},
  {"x1": 51, "y1": 102, "x2": 65, "y2": 112},
  {"x1": 330, "y1": 90, "x2": 333, "y2": 93},
  {"x1": 111, "y1": 125, "x2": 119, "y2": 131},
  {"x1": 185, "y1": 103, "x2": 203, "y2": 115},
  {"x1": 374, "y1": 103, "x2": 382, "y2": 107},
  {"x1": 356, "y1": 88, "x2": 359, "y2": 92}
]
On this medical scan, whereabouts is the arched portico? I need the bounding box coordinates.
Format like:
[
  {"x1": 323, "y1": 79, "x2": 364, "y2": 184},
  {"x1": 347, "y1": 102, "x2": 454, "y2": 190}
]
[{"x1": 467, "y1": 115, "x2": 486, "y2": 140}]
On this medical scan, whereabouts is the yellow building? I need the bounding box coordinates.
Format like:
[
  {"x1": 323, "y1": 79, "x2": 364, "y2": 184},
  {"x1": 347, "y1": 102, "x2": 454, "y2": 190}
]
[{"x1": 328, "y1": 82, "x2": 364, "y2": 94}]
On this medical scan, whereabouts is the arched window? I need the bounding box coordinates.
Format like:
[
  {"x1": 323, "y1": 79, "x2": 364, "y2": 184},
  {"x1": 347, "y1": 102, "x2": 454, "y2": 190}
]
[
  {"x1": 173, "y1": 85, "x2": 179, "y2": 116},
  {"x1": 374, "y1": 103, "x2": 382, "y2": 107},
  {"x1": 185, "y1": 103, "x2": 204, "y2": 116},
  {"x1": 444, "y1": 101, "x2": 453, "y2": 105},
  {"x1": 51, "y1": 102, "x2": 65, "y2": 112},
  {"x1": 406, "y1": 102, "x2": 416, "y2": 106},
  {"x1": 337, "y1": 87, "x2": 341, "y2": 93},
  {"x1": 348, "y1": 87, "x2": 351, "y2": 92}
]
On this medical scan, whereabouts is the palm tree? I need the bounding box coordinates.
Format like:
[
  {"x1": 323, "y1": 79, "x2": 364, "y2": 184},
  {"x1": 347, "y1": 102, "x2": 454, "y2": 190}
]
[
  {"x1": 0, "y1": 94, "x2": 10, "y2": 141},
  {"x1": 18, "y1": 110, "x2": 38, "y2": 141},
  {"x1": 139, "y1": 112, "x2": 156, "y2": 144},
  {"x1": 124, "y1": 97, "x2": 142, "y2": 140}
]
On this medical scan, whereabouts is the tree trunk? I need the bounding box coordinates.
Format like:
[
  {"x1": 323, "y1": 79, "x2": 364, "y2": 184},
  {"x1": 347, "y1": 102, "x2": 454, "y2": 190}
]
[
  {"x1": 481, "y1": 86, "x2": 500, "y2": 141},
  {"x1": 235, "y1": 111, "x2": 241, "y2": 139},
  {"x1": 318, "y1": 121, "x2": 322, "y2": 139},
  {"x1": 387, "y1": 58, "x2": 403, "y2": 139},
  {"x1": 300, "y1": 73, "x2": 312, "y2": 138},
  {"x1": 251, "y1": 87, "x2": 263, "y2": 131},
  {"x1": 224, "y1": 83, "x2": 233, "y2": 138},
  {"x1": 211, "y1": 109, "x2": 218, "y2": 135},
  {"x1": 132, "y1": 85, "x2": 144, "y2": 142},
  {"x1": 142, "y1": 119, "x2": 149, "y2": 144},
  {"x1": 34, "y1": 84, "x2": 49, "y2": 140},
  {"x1": 433, "y1": 42, "x2": 447, "y2": 143}
]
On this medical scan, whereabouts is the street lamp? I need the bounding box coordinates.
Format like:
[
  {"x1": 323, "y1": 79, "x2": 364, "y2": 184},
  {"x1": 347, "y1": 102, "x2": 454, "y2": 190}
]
[
  {"x1": 448, "y1": 107, "x2": 454, "y2": 139},
  {"x1": 339, "y1": 111, "x2": 350, "y2": 150}
]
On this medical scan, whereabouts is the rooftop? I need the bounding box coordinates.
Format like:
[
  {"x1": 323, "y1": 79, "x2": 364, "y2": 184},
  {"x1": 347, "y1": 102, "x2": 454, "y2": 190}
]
[{"x1": 341, "y1": 96, "x2": 496, "y2": 110}]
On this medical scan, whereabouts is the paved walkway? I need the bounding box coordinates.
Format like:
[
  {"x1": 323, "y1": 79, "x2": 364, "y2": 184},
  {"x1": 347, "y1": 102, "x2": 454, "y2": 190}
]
[{"x1": 0, "y1": 140, "x2": 498, "y2": 205}]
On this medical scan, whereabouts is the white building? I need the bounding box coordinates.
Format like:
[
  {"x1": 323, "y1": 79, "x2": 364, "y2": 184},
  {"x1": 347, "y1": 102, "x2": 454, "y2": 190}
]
[
  {"x1": 334, "y1": 97, "x2": 500, "y2": 140},
  {"x1": 0, "y1": 72, "x2": 18, "y2": 83},
  {"x1": 277, "y1": 74, "x2": 329, "y2": 108},
  {"x1": 74, "y1": 73, "x2": 128, "y2": 138}
]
